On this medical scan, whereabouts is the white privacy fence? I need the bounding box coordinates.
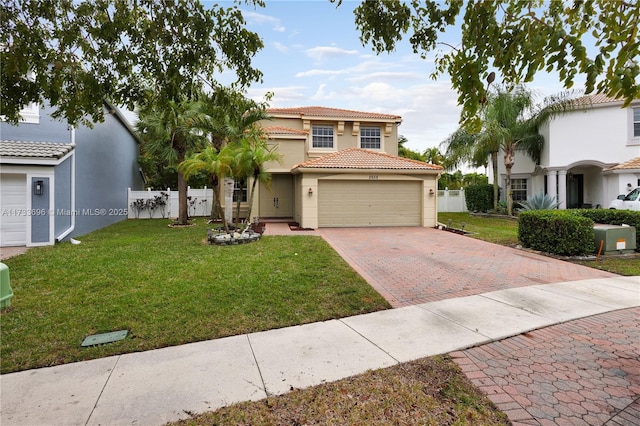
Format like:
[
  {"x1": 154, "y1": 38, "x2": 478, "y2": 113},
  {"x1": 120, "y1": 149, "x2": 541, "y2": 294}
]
[
  {"x1": 127, "y1": 187, "x2": 213, "y2": 219},
  {"x1": 437, "y1": 189, "x2": 468, "y2": 213}
]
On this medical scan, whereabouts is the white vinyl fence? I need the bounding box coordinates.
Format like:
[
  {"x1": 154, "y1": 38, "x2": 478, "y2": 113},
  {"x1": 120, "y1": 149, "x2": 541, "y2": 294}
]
[
  {"x1": 437, "y1": 189, "x2": 468, "y2": 213},
  {"x1": 127, "y1": 187, "x2": 213, "y2": 219}
]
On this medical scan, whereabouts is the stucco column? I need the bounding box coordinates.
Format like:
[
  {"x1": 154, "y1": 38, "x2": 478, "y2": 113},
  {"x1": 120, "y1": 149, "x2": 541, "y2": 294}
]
[
  {"x1": 546, "y1": 170, "x2": 557, "y2": 203},
  {"x1": 557, "y1": 170, "x2": 567, "y2": 210}
]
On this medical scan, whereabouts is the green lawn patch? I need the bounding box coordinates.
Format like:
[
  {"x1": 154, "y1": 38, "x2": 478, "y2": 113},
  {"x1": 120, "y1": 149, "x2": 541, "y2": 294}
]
[
  {"x1": 439, "y1": 212, "x2": 640, "y2": 276},
  {"x1": 0, "y1": 219, "x2": 390, "y2": 374}
]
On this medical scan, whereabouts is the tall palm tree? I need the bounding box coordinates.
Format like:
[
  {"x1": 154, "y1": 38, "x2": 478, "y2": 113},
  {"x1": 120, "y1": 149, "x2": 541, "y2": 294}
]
[
  {"x1": 230, "y1": 126, "x2": 282, "y2": 229},
  {"x1": 484, "y1": 86, "x2": 543, "y2": 216},
  {"x1": 136, "y1": 97, "x2": 209, "y2": 225},
  {"x1": 199, "y1": 88, "x2": 273, "y2": 220}
]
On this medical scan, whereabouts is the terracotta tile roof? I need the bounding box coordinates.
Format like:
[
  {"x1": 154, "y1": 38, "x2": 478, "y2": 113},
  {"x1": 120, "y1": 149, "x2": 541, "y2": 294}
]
[
  {"x1": 571, "y1": 93, "x2": 639, "y2": 107},
  {"x1": 268, "y1": 106, "x2": 402, "y2": 121},
  {"x1": 292, "y1": 148, "x2": 443, "y2": 171},
  {"x1": 0, "y1": 140, "x2": 75, "y2": 159},
  {"x1": 604, "y1": 157, "x2": 640, "y2": 171},
  {"x1": 263, "y1": 126, "x2": 308, "y2": 136}
]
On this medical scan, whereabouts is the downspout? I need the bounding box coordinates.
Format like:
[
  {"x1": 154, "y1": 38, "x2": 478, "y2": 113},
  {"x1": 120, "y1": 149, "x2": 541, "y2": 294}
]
[{"x1": 56, "y1": 126, "x2": 76, "y2": 242}]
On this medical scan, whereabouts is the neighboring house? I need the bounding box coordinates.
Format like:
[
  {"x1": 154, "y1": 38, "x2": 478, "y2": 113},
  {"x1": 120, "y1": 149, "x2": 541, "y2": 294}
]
[
  {"x1": 249, "y1": 106, "x2": 442, "y2": 229},
  {"x1": 491, "y1": 95, "x2": 640, "y2": 209},
  {"x1": 0, "y1": 102, "x2": 145, "y2": 247}
]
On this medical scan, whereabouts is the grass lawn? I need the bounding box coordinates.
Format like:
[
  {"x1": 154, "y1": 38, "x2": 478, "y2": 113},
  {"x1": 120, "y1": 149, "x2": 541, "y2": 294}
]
[
  {"x1": 174, "y1": 356, "x2": 509, "y2": 426},
  {"x1": 438, "y1": 212, "x2": 640, "y2": 276},
  {"x1": 0, "y1": 219, "x2": 390, "y2": 374}
]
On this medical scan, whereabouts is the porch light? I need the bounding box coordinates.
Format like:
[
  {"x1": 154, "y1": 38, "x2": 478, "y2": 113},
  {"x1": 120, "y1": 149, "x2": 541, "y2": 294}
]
[
  {"x1": 308, "y1": 187, "x2": 313, "y2": 196},
  {"x1": 33, "y1": 180, "x2": 44, "y2": 195},
  {"x1": 429, "y1": 188, "x2": 435, "y2": 195}
]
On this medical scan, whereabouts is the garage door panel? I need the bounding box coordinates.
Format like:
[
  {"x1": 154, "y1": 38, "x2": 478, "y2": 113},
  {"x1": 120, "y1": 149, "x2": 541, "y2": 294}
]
[
  {"x1": 0, "y1": 174, "x2": 27, "y2": 246},
  {"x1": 318, "y1": 180, "x2": 421, "y2": 227}
]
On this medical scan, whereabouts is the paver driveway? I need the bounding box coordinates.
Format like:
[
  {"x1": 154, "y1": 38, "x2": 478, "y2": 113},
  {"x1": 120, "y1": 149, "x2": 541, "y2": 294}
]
[{"x1": 319, "y1": 227, "x2": 619, "y2": 307}]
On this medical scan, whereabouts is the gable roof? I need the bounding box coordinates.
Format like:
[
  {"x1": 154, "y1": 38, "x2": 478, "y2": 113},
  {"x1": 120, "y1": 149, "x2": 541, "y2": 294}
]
[
  {"x1": 268, "y1": 106, "x2": 402, "y2": 122},
  {"x1": 0, "y1": 140, "x2": 75, "y2": 160},
  {"x1": 291, "y1": 148, "x2": 443, "y2": 173},
  {"x1": 604, "y1": 157, "x2": 640, "y2": 171}
]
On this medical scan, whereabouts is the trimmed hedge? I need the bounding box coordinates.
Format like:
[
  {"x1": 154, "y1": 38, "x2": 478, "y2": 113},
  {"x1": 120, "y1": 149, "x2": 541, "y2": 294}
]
[
  {"x1": 518, "y1": 209, "x2": 640, "y2": 256},
  {"x1": 465, "y1": 184, "x2": 496, "y2": 212},
  {"x1": 518, "y1": 210, "x2": 595, "y2": 256}
]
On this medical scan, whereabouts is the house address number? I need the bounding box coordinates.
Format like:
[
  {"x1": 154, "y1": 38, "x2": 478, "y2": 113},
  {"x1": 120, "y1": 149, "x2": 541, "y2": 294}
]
[{"x1": 368, "y1": 175, "x2": 378, "y2": 180}]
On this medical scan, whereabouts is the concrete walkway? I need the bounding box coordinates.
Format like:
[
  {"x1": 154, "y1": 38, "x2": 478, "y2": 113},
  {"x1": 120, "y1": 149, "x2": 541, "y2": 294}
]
[{"x1": 1, "y1": 277, "x2": 638, "y2": 425}]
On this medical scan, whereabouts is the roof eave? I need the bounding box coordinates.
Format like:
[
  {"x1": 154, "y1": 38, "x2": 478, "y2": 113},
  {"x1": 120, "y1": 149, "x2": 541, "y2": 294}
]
[{"x1": 291, "y1": 167, "x2": 442, "y2": 175}]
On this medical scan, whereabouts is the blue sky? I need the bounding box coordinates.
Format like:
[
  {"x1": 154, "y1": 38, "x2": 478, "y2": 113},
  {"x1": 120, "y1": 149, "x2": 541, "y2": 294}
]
[{"x1": 216, "y1": 1, "x2": 570, "y2": 153}]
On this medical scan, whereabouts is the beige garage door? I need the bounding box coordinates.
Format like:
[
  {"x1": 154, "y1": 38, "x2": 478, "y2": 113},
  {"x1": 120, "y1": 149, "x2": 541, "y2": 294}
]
[{"x1": 318, "y1": 180, "x2": 422, "y2": 227}]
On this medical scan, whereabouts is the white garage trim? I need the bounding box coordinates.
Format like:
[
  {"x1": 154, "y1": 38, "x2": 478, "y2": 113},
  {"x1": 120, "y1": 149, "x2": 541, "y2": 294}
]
[
  {"x1": 318, "y1": 180, "x2": 422, "y2": 227},
  {"x1": 0, "y1": 174, "x2": 28, "y2": 246},
  {"x1": 0, "y1": 165, "x2": 56, "y2": 247}
]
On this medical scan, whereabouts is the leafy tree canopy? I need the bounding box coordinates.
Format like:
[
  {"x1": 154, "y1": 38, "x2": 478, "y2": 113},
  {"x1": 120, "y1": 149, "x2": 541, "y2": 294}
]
[
  {"x1": 339, "y1": 0, "x2": 640, "y2": 127},
  {"x1": 1, "y1": 0, "x2": 264, "y2": 126}
]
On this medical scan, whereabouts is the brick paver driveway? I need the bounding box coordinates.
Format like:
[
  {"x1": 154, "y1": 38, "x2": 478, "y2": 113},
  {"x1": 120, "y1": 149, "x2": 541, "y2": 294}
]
[
  {"x1": 319, "y1": 227, "x2": 619, "y2": 308},
  {"x1": 320, "y1": 227, "x2": 638, "y2": 425}
]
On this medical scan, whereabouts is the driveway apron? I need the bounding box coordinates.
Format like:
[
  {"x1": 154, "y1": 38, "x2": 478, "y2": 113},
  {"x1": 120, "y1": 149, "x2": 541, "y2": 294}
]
[{"x1": 319, "y1": 227, "x2": 619, "y2": 308}]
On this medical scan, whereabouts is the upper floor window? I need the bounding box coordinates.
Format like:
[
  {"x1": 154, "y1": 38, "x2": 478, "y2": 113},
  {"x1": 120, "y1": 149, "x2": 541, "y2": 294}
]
[
  {"x1": 633, "y1": 107, "x2": 640, "y2": 137},
  {"x1": 312, "y1": 125, "x2": 334, "y2": 149},
  {"x1": 360, "y1": 126, "x2": 381, "y2": 149}
]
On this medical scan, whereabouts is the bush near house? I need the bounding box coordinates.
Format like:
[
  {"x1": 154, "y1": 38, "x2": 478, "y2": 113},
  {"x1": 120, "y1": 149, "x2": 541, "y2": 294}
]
[
  {"x1": 518, "y1": 210, "x2": 595, "y2": 256},
  {"x1": 465, "y1": 183, "x2": 495, "y2": 212},
  {"x1": 577, "y1": 209, "x2": 640, "y2": 249}
]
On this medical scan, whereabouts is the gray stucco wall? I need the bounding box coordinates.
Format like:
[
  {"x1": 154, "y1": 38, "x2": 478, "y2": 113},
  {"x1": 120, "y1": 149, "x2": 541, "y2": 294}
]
[
  {"x1": 31, "y1": 177, "x2": 50, "y2": 243},
  {"x1": 54, "y1": 155, "x2": 73, "y2": 237},
  {"x1": 72, "y1": 105, "x2": 144, "y2": 238},
  {"x1": 0, "y1": 110, "x2": 70, "y2": 142}
]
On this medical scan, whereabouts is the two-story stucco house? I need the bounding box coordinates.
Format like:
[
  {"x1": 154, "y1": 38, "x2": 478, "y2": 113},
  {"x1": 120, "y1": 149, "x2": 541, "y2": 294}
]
[
  {"x1": 252, "y1": 106, "x2": 443, "y2": 229},
  {"x1": 0, "y1": 102, "x2": 145, "y2": 247},
  {"x1": 491, "y1": 95, "x2": 640, "y2": 209}
]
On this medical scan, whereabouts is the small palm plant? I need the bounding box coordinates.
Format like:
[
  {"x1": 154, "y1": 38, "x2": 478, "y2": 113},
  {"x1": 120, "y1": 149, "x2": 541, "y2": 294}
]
[{"x1": 516, "y1": 193, "x2": 560, "y2": 211}]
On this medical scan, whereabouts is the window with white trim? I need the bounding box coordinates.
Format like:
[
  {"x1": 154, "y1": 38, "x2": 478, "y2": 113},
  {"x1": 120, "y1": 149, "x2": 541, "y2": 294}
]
[
  {"x1": 312, "y1": 125, "x2": 334, "y2": 149},
  {"x1": 233, "y1": 179, "x2": 247, "y2": 203},
  {"x1": 633, "y1": 107, "x2": 640, "y2": 137},
  {"x1": 512, "y1": 178, "x2": 528, "y2": 201},
  {"x1": 360, "y1": 126, "x2": 381, "y2": 149}
]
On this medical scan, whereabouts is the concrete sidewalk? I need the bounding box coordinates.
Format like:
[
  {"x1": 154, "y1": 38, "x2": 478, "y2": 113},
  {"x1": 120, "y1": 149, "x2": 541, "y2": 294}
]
[{"x1": 1, "y1": 276, "x2": 638, "y2": 426}]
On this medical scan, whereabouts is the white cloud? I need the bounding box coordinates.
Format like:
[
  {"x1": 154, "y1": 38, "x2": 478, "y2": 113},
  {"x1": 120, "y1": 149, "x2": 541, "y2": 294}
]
[
  {"x1": 347, "y1": 71, "x2": 423, "y2": 82},
  {"x1": 247, "y1": 85, "x2": 309, "y2": 105},
  {"x1": 305, "y1": 46, "x2": 358, "y2": 62},
  {"x1": 272, "y1": 41, "x2": 289, "y2": 53},
  {"x1": 243, "y1": 10, "x2": 285, "y2": 33},
  {"x1": 296, "y1": 69, "x2": 347, "y2": 78}
]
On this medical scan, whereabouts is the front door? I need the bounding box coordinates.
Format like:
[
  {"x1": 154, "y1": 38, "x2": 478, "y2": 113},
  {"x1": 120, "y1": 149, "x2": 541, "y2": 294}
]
[
  {"x1": 567, "y1": 174, "x2": 584, "y2": 208},
  {"x1": 259, "y1": 174, "x2": 293, "y2": 218}
]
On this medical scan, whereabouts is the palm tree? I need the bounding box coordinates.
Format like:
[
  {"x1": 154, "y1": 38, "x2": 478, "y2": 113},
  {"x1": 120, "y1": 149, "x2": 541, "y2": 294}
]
[
  {"x1": 441, "y1": 127, "x2": 501, "y2": 209},
  {"x1": 199, "y1": 89, "x2": 273, "y2": 220},
  {"x1": 230, "y1": 126, "x2": 282, "y2": 229},
  {"x1": 136, "y1": 97, "x2": 209, "y2": 225},
  {"x1": 179, "y1": 145, "x2": 235, "y2": 232}
]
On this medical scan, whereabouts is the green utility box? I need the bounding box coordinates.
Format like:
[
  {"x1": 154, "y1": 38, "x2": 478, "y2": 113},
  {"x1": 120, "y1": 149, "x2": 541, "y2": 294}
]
[
  {"x1": 593, "y1": 224, "x2": 637, "y2": 255},
  {"x1": 0, "y1": 262, "x2": 14, "y2": 309}
]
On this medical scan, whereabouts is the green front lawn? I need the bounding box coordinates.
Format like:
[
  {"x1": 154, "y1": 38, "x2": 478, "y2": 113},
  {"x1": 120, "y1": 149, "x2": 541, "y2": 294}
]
[
  {"x1": 0, "y1": 219, "x2": 390, "y2": 374},
  {"x1": 438, "y1": 212, "x2": 640, "y2": 276}
]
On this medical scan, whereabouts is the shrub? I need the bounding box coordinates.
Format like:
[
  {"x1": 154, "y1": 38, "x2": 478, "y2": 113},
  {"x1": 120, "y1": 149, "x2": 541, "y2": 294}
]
[
  {"x1": 516, "y1": 193, "x2": 560, "y2": 211},
  {"x1": 465, "y1": 184, "x2": 496, "y2": 212},
  {"x1": 576, "y1": 209, "x2": 640, "y2": 249},
  {"x1": 518, "y1": 210, "x2": 595, "y2": 256}
]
